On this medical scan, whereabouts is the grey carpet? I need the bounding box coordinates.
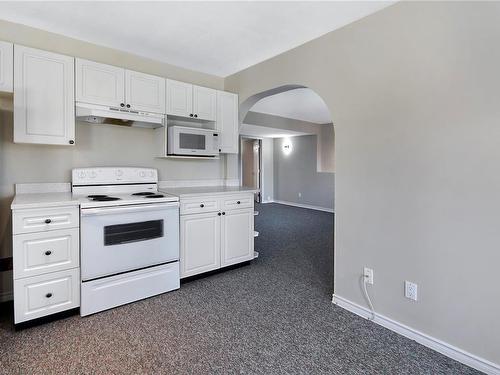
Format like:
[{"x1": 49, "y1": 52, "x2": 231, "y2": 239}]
[{"x1": 0, "y1": 203, "x2": 479, "y2": 374}]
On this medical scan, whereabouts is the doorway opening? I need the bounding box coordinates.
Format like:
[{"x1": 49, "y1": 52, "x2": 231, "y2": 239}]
[{"x1": 240, "y1": 137, "x2": 262, "y2": 203}]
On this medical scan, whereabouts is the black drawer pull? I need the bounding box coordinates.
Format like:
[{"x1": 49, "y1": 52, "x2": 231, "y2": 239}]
[
  {"x1": 218, "y1": 212, "x2": 221, "y2": 216},
  {"x1": 45, "y1": 250, "x2": 52, "y2": 256},
  {"x1": 222, "y1": 212, "x2": 226, "y2": 215},
  {"x1": 200, "y1": 204, "x2": 205, "y2": 208},
  {"x1": 45, "y1": 293, "x2": 52, "y2": 298},
  {"x1": 237, "y1": 201, "x2": 241, "y2": 204},
  {"x1": 44, "y1": 219, "x2": 52, "y2": 224}
]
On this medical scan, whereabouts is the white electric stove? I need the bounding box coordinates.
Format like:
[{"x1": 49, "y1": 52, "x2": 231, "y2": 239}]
[{"x1": 72, "y1": 167, "x2": 180, "y2": 316}]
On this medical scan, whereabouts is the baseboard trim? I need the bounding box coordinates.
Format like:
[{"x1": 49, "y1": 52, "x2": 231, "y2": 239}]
[
  {"x1": 0, "y1": 290, "x2": 13, "y2": 303},
  {"x1": 273, "y1": 200, "x2": 334, "y2": 213},
  {"x1": 261, "y1": 200, "x2": 274, "y2": 204},
  {"x1": 332, "y1": 294, "x2": 500, "y2": 375}
]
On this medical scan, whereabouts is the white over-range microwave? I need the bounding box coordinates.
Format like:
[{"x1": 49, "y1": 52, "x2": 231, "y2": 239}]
[{"x1": 168, "y1": 126, "x2": 220, "y2": 157}]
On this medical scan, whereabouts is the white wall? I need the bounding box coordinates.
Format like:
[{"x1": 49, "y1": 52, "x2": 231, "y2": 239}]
[
  {"x1": 225, "y1": 1, "x2": 500, "y2": 366},
  {"x1": 261, "y1": 138, "x2": 274, "y2": 202}
]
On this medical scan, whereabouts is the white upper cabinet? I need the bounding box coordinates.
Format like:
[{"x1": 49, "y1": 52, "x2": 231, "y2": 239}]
[
  {"x1": 14, "y1": 46, "x2": 75, "y2": 145},
  {"x1": 166, "y1": 79, "x2": 192, "y2": 117},
  {"x1": 0, "y1": 41, "x2": 13, "y2": 92},
  {"x1": 166, "y1": 80, "x2": 216, "y2": 121},
  {"x1": 125, "y1": 70, "x2": 165, "y2": 114},
  {"x1": 76, "y1": 58, "x2": 125, "y2": 107},
  {"x1": 193, "y1": 85, "x2": 216, "y2": 121},
  {"x1": 216, "y1": 91, "x2": 239, "y2": 154}
]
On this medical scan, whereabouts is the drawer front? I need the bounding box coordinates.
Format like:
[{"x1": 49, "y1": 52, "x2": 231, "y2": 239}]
[
  {"x1": 13, "y1": 228, "x2": 80, "y2": 279},
  {"x1": 180, "y1": 197, "x2": 220, "y2": 215},
  {"x1": 13, "y1": 206, "x2": 79, "y2": 234},
  {"x1": 222, "y1": 194, "x2": 254, "y2": 211},
  {"x1": 14, "y1": 268, "x2": 80, "y2": 324}
]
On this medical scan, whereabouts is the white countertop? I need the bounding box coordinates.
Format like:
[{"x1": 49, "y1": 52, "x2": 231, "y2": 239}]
[
  {"x1": 160, "y1": 186, "x2": 259, "y2": 198},
  {"x1": 11, "y1": 192, "x2": 80, "y2": 210}
]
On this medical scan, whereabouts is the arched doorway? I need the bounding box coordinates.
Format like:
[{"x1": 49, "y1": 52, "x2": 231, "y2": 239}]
[{"x1": 238, "y1": 85, "x2": 336, "y2": 296}]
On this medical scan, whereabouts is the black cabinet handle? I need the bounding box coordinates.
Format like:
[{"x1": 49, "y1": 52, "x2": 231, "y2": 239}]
[
  {"x1": 189, "y1": 113, "x2": 193, "y2": 117},
  {"x1": 120, "y1": 103, "x2": 125, "y2": 107},
  {"x1": 194, "y1": 114, "x2": 198, "y2": 118},
  {"x1": 126, "y1": 104, "x2": 131, "y2": 108},
  {"x1": 218, "y1": 149, "x2": 221, "y2": 152},
  {"x1": 44, "y1": 219, "x2": 52, "y2": 224},
  {"x1": 222, "y1": 212, "x2": 226, "y2": 215},
  {"x1": 218, "y1": 212, "x2": 221, "y2": 216},
  {"x1": 45, "y1": 250, "x2": 52, "y2": 256},
  {"x1": 69, "y1": 140, "x2": 75, "y2": 145},
  {"x1": 237, "y1": 201, "x2": 241, "y2": 204},
  {"x1": 200, "y1": 204, "x2": 205, "y2": 208},
  {"x1": 45, "y1": 293, "x2": 52, "y2": 298}
]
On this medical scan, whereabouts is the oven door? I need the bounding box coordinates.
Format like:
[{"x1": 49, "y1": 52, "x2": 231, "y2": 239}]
[{"x1": 80, "y1": 202, "x2": 179, "y2": 281}]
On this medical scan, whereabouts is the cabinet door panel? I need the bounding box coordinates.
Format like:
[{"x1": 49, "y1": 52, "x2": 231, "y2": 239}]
[
  {"x1": 0, "y1": 41, "x2": 13, "y2": 92},
  {"x1": 180, "y1": 212, "x2": 220, "y2": 278},
  {"x1": 14, "y1": 46, "x2": 75, "y2": 145},
  {"x1": 76, "y1": 58, "x2": 124, "y2": 107},
  {"x1": 166, "y1": 79, "x2": 192, "y2": 117},
  {"x1": 216, "y1": 91, "x2": 238, "y2": 153},
  {"x1": 125, "y1": 70, "x2": 165, "y2": 113},
  {"x1": 193, "y1": 85, "x2": 216, "y2": 121},
  {"x1": 221, "y1": 208, "x2": 254, "y2": 267}
]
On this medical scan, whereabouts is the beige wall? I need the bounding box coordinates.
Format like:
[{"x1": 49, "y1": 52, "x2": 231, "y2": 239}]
[
  {"x1": 225, "y1": 1, "x2": 500, "y2": 366},
  {"x1": 0, "y1": 20, "x2": 226, "y2": 295}
]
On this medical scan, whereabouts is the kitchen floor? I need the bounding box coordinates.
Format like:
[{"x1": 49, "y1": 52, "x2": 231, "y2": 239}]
[{"x1": 0, "y1": 203, "x2": 477, "y2": 374}]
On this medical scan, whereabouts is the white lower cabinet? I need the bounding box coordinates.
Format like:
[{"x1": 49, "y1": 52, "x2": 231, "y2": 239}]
[
  {"x1": 180, "y1": 212, "x2": 220, "y2": 278},
  {"x1": 12, "y1": 203, "x2": 80, "y2": 324},
  {"x1": 179, "y1": 193, "x2": 254, "y2": 278},
  {"x1": 14, "y1": 268, "x2": 80, "y2": 323},
  {"x1": 221, "y1": 208, "x2": 254, "y2": 267}
]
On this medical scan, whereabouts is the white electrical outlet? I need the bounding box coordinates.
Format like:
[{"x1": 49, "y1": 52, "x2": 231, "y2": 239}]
[
  {"x1": 405, "y1": 281, "x2": 418, "y2": 301},
  {"x1": 363, "y1": 267, "x2": 374, "y2": 285},
  {"x1": 298, "y1": 192, "x2": 302, "y2": 198}
]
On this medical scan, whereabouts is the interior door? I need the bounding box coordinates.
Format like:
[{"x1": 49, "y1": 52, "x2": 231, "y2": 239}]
[
  {"x1": 76, "y1": 58, "x2": 125, "y2": 107},
  {"x1": 221, "y1": 208, "x2": 254, "y2": 267},
  {"x1": 193, "y1": 85, "x2": 216, "y2": 121},
  {"x1": 180, "y1": 212, "x2": 220, "y2": 278},
  {"x1": 241, "y1": 138, "x2": 261, "y2": 202},
  {"x1": 125, "y1": 70, "x2": 165, "y2": 113},
  {"x1": 14, "y1": 45, "x2": 75, "y2": 145},
  {"x1": 166, "y1": 79, "x2": 193, "y2": 117}
]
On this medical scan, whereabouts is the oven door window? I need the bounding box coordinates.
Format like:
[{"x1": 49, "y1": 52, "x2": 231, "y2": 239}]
[
  {"x1": 104, "y1": 220, "x2": 164, "y2": 246},
  {"x1": 179, "y1": 133, "x2": 206, "y2": 150}
]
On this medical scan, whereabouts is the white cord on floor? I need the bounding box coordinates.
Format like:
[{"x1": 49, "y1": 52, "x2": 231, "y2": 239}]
[{"x1": 361, "y1": 275, "x2": 375, "y2": 321}]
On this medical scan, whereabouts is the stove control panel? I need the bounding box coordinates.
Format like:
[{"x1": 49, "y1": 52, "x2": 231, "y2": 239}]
[{"x1": 72, "y1": 167, "x2": 158, "y2": 186}]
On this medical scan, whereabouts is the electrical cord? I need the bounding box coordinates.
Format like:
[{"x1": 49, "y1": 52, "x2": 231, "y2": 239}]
[{"x1": 361, "y1": 275, "x2": 375, "y2": 321}]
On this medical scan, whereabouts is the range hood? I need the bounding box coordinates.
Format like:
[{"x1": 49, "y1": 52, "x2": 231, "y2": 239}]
[{"x1": 76, "y1": 103, "x2": 164, "y2": 128}]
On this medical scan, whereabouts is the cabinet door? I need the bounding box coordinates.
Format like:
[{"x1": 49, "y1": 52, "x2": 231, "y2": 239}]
[
  {"x1": 0, "y1": 41, "x2": 13, "y2": 92},
  {"x1": 14, "y1": 46, "x2": 75, "y2": 145},
  {"x1": 193, "y1": 85, "x2": 216, "y2": 121},
  {"x1": 166, "y1": 79, "x2": 193, "y2": 117},
  {"x1": 216, "y1": 91, "x2": 239, "y2": 153},
  {"x1": 76, "y1": 58, "x2": 125, "y2": 107},
  {"x1": 180, "y1": 212, "x2": 220, "y2": 278},
  {"x1": 221, "y1": 208, "x2": 254, "y2": 267},
  {"x1": 125, "y1": 70, "x2": 165, "y2": 113}
]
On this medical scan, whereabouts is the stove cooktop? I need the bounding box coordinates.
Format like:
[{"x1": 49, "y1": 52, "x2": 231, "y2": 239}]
[{"x1": 77, "y1": 191, "x2": 178, "y2": 208}]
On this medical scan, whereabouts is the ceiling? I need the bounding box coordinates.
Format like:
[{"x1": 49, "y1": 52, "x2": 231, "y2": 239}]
[
  {"x1": 0, "y1": 1, "x2": 393, "y2": 77},
  {"x1": 250, "y1": 88, "x2": 332, "y2": 124}
]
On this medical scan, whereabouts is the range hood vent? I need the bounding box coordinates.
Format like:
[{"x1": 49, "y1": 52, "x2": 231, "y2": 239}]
[{"x1": 76, "y1": 103, "x2": 164, "y2": 128}]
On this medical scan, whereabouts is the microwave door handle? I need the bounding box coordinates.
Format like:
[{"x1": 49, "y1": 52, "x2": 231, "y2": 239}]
[{"x1": 81, "y1": 202, "x2": 179, "y2": 217}]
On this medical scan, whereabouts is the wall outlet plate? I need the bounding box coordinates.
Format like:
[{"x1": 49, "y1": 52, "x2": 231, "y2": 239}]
[
  {"x1": 405, "y1": 281, "x2": 418, "y2": 301},
  {"x1": 363, "y1": 267, "x2": 374, "y2": 285}
]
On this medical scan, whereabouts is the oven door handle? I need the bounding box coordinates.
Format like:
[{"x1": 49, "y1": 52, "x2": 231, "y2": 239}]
[{"x1": 81, "y1": 202, "x2": 179, "y2": 217}]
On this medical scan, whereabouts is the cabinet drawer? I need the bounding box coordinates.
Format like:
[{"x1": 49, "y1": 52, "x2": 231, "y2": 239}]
[
  {"x1": 180, "y1": 197, "x2": 220, "y2": 215},
  {"x1": 14, "y1": 268, "x2": 80, "y2": 324},
  {"x1": 13, "y1": 206, "x2": 79, "y2": 234},
  {"x1": 222, "y1": 195, "x2": 254, "y2": 211},
  {"x1": 13, "y1": 228, "x2": 79, "y2": 279}
]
